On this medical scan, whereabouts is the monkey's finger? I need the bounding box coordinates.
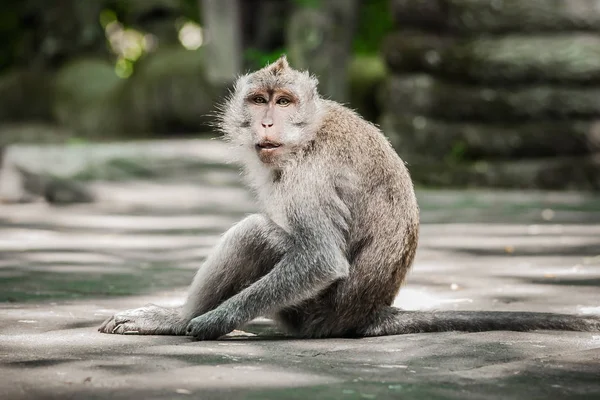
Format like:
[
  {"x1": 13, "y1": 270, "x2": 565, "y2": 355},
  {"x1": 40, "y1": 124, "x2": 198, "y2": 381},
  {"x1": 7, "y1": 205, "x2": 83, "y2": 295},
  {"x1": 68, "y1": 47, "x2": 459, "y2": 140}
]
[
  {"x1": 98, "y1": 316, "x2": 116, "y2": 333},
  {"x1": 186, "y1": 324, "x2": 226, "y2": 340},
  {"x1": 185, "y1": 324, "x2": 195, "y2": 336},
  {"x1": 185, "y1": 322, "x2": 205, "y2": 339}
]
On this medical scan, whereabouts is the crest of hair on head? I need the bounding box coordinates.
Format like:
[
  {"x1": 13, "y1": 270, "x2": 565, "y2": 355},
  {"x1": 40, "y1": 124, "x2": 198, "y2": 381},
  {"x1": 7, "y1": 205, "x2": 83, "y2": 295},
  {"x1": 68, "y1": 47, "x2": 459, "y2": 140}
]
[{"x1": 266, "y1": 55, "x2": 290, "y2": 75}]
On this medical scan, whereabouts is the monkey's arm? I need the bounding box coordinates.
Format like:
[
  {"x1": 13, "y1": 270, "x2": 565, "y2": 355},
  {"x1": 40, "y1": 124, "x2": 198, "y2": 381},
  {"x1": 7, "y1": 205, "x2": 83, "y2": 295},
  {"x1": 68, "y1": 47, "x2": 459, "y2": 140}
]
[{"x1": 186, "y1": 197, "x2": 350, "y2": 340}]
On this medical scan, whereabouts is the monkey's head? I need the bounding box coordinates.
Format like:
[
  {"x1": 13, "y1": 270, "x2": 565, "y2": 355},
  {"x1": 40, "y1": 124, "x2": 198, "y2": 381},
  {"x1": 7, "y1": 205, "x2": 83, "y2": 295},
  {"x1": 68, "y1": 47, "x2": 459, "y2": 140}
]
[{"x1": 219, "y1": 55, "x2": 323, "y2": 166}]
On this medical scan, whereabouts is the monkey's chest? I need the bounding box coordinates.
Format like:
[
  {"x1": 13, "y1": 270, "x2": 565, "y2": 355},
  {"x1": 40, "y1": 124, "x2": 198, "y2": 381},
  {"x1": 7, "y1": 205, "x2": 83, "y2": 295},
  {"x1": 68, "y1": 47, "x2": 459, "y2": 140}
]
[
  {"x1": 267, "y1": 209, "x2": 289, "y2": 231},
  {"x1": 259, "y1": 191, "x2": 290, "y2": 232}
]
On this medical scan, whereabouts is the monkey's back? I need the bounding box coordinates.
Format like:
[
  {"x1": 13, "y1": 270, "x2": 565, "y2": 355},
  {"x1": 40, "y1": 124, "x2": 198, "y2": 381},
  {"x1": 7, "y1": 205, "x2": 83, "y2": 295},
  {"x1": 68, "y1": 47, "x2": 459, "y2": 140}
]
[{"x1": 277, "y1": 101, "x2": 420, "y2": 337}]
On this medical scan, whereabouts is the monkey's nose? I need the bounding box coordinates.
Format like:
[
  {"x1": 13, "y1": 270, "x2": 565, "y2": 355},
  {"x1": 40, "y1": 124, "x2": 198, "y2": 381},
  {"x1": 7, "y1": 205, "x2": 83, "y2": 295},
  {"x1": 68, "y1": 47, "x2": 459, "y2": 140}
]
[{"x1": 261, "y1": 122, "x2": 274, "y2": 128}]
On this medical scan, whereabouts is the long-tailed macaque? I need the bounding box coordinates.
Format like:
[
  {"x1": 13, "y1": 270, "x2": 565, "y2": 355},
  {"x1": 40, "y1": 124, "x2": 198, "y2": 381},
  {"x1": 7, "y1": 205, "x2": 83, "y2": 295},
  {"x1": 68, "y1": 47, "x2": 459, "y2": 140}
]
[{"x1": 99, "y1": 56, "x2": 599, "y2": 340}]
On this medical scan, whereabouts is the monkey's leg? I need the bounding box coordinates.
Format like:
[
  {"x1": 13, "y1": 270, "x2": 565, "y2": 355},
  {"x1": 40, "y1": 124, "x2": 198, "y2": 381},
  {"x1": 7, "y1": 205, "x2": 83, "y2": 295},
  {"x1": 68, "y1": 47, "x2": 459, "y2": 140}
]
[
  {"x1": 180, "y1": 214, "x2": 285, "y2": 320},
  {"x1": 186, "y1": 222, "x2": 350, "y2": 340},
  {"x1": 98, "y1": 214, "x2": 285, "y2": 335},
  {"x1": 356, "y1": 306, "x2": 600, "y2": 337}
]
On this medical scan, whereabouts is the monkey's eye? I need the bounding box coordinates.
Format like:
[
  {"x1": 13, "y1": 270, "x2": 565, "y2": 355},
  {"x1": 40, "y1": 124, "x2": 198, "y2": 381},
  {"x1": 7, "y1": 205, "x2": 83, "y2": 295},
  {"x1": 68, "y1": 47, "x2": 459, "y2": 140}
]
[
  {"x1": 252, "y1": 96, "x2": 267, "y2": 104},
  {"x1": 276, "y1": 97, "x2": 291, "y2": 106}
]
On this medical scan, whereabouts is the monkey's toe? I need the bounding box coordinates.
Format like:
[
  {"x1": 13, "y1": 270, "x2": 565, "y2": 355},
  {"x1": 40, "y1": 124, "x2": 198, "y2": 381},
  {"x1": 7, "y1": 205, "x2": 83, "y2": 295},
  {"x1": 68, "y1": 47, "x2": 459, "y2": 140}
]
[
  {"x1": 112, "y1": 323, "x2": 140, "y2": 334},
  {"x1": 98, "y1": 306, "x2": 186, "y2": 335},
  {"x1": 98, "y1": 315, "x2": 131, "y2": 334},
  {"x1": 186, "y1": 311, "x2": 235, "y2": 340},
  {"x1": 185, "y1": 318, "x2": 212, "y2": 340},
  {"x1": 585, "y1": 315, "x2": 600, "y2": 331},
  {"x1": 98, "y1": 315, "x2": 118, "y2": 333},
  {"x1": 98, "y1": 315, "x2": 149, "y2": 334}
]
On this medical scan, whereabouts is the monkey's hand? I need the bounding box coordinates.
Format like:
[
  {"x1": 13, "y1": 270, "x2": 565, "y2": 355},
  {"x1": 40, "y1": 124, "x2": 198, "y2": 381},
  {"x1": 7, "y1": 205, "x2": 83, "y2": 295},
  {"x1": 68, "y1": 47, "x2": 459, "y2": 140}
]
[{"x1": 186, "y1": 307, "x2": 238, "y2": 340}]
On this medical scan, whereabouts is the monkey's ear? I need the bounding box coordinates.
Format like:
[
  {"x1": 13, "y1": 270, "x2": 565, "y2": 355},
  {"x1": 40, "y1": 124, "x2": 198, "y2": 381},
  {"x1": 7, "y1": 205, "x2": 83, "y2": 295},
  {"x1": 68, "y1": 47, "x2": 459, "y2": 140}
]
[{"x1": 267, "y1": 55, "x2": 290, "y2": 75}]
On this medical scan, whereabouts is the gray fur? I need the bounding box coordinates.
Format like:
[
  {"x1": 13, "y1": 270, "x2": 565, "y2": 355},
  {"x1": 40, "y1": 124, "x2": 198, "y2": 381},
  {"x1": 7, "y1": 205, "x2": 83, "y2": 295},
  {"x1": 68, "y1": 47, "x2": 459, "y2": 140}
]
[{"x1": 99, "y1": 56, "x2": 600, "y2": 339}]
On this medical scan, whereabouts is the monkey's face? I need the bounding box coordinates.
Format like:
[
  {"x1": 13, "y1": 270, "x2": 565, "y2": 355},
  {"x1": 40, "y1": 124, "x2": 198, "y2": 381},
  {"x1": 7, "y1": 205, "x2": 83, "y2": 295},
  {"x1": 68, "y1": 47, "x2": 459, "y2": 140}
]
[
  {"x1": 244, "y1": 88, "x2": 301, "y2": 164},
  {"x1": 219, "y1": 56, "x2": 322, "y2": 168}
]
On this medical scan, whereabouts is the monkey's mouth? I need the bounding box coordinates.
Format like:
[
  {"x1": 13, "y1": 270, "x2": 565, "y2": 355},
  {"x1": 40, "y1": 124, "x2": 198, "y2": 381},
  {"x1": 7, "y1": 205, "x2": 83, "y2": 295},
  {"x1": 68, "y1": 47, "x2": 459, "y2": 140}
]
[{"x1": 255, "y1": 141, "x2": 283, "y2": 151}]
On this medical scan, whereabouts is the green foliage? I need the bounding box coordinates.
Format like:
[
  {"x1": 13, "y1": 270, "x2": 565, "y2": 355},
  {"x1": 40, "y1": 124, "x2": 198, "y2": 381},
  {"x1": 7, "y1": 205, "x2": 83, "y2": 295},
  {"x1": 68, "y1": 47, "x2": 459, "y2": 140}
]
[
  {"x1": 99, "y1": 8, "x2": 118, "y2": 28},
  {"x1": 244, "y1": 48, "x2": 288, "y2": 70},
  {"x1": 0, "y1": 0, "x2": 25, "y2": 72},
  {"x1": 66, "y1": 137, "x2": 88, "y2": 146},
  {"x1": 292, "y1": 0, "x2": 321, "y2": 9},
  {"x1": 292, "y1": 0, "x2": 392, "y2": 55},
  {"x1": 447, "y1": 141, "x2": 468, "y2": 164},
  {"x1": 179, "y1": 0, "x2": 201, "y2": 23},
  {"x1": 353, "y1": 0, "x2": 393, "y2": 55}
]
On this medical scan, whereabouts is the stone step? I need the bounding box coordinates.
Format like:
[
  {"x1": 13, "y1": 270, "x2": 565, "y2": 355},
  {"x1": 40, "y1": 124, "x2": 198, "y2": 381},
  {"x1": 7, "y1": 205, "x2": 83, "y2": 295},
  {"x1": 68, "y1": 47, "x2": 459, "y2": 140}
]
[
  {"x1": 391, "y1": 0, "x2": 600, "y2": 34},
  {"x1": 380, "y1": 113, "x2": 600, "y2": 161},
  {"x1": 382, "y1": 74, "x2": 600, "y2": 122},
  {"x1": 406, "y1": 154, "x2": 600, "y2": 190},
  {"x1": 383, "y1": 31, "x2": 600, "y2": 84}
]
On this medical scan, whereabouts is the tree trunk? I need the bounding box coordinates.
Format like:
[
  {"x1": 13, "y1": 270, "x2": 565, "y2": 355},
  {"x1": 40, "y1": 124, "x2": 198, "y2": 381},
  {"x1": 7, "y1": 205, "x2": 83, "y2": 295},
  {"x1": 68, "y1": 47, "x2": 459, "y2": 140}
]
[
  {"x1": 384, "y1": 32, "x2": 600, "y2": 84},
  {"x1": 239, "y1": 0, "x2": 291, "y2": 59},
  {"x1": 383, "y1": 74, "x2": 600, "y2": 121},
  {"x1": 200, "y1": 0, "x2": 242, "y2": 86},
  {"x1": 391, "y1": 0, "x2": 600, "y2": 34},
  {"x1": 287, "y1": 0, "x2": 359, "y2": 102}
]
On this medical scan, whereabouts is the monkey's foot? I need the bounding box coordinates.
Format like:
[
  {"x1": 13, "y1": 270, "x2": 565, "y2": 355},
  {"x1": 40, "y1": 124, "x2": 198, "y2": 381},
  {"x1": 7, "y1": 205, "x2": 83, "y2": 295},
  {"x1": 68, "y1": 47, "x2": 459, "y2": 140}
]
[
  {"x1": 186, "y1": 308, "x2": 238, "y2": 340},
  {"x1": 98, "y1": 304, "x2": 186, "y2": 335}
]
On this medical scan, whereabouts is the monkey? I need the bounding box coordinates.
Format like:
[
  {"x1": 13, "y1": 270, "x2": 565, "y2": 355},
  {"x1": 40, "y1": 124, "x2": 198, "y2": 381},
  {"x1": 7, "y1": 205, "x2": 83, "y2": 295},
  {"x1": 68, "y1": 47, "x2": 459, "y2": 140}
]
[{"x1": 99, "y1": 56, "x2": 600, "y2": 340}]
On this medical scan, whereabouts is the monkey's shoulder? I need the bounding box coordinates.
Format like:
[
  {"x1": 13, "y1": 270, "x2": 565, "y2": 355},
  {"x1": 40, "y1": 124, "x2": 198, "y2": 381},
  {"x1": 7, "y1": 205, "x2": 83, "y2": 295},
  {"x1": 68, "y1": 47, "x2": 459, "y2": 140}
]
[
  {"x1": 319, "y1": 101, "x2": 380, "y2": 139},
  {"x1": 317, "y1": 101, "x2": 408, "y2": 180}
]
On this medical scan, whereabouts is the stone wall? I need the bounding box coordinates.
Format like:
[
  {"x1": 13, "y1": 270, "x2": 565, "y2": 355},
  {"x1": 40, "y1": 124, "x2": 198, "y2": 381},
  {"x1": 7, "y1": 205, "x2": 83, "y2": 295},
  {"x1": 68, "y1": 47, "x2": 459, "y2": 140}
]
[{"x1": 381, "y1": 0, "x2": 600, "y2": 190}]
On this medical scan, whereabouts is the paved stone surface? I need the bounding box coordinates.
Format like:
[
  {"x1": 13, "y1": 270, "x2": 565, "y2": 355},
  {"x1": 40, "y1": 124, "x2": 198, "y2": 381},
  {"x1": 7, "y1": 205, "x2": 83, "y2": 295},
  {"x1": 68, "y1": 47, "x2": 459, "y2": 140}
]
[{"x1": 1, "y1": 140, "x2": 600, "y2": 399}]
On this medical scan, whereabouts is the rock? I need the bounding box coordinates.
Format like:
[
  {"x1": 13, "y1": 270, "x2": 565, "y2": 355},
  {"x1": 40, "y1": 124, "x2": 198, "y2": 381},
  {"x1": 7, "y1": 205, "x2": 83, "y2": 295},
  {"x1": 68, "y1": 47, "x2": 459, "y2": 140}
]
[
  {"x1": 391, "y1": 0, "x2": 600, "y2": 34},
  {"x1": 382, "y1": 74, "x2": 600, "y2": 121},
  {"x1": 117, "y1": 46, "x2": 219, "y2": 134},
  {"x1": 13, "y1": 165, "x2": 95, "y2": 205},
  {"x1": 51, "y1": 48, "x2": 219, "y2": 136},
  {"x1": 43, "y1": 177, "x2": 95, "y2": 205},
  {"x1": 53, "y1": 58, "x2": 124, "y2": 135},
  {"x1": 383, "y1": 32, "x2": 600, "y2": 84},
  {"x1": 380, "y1": 113, "x2": 600, "y2": 162},
  {"x1": 0, "y1": 161, "x2": 94, "y2": 205},
  {"x1": 0, "y1": 150, "x2": 31, "y2": 204},
  {"x1": 0, "y1": 144, "x2": 94, "y2": 204}
]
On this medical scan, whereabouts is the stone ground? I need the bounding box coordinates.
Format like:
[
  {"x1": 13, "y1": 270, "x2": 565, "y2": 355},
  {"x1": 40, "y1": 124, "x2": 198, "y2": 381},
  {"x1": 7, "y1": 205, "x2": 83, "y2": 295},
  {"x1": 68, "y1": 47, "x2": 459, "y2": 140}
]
[{"x1": 1, "y1": 140, "x2": 600, "y2": 399}]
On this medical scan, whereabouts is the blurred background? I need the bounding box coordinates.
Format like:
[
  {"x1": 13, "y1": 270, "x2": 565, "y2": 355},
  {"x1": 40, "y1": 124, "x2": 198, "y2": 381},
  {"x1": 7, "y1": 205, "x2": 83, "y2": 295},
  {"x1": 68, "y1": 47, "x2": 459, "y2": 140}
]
[{"x1": 1, "y1": 0, "x2": 600, "y2": 204}]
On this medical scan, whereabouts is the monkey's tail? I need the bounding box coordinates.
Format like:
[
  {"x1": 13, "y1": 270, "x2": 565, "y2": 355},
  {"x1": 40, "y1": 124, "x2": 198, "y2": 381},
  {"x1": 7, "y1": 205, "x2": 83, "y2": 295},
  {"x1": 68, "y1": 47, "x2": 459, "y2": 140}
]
[{"x1": 361, "y1": 307, "x2": 600, "y2": 337}]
